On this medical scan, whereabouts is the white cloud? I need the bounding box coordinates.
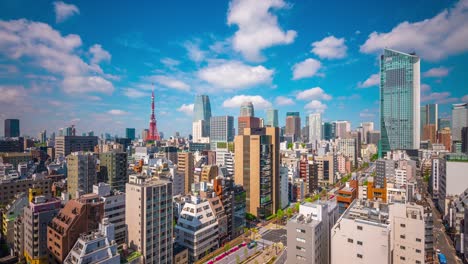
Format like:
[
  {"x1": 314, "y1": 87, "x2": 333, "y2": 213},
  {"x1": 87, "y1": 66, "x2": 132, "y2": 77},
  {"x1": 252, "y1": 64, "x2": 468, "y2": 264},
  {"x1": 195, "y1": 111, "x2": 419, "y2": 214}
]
[
  {"x1": 275, "y1": 96, "x2": 294, "y2": 106},
  {"x1": 184, "y1": 41, "x2": 205, "y2": 62},
  {"x1": 423, "y1": 66, "x2": 450, "y2": 78},
  {"x1": 358, "y1": 73, "x2": 380, "y2": 88},
  {"x1": 198, "y1": 61, "x2": 273, "y2": 89},
  {"x1": 227, "y1": 0, "x2": 297, "y2": 61},
  {"x1": 0, "y1": 85, "x2": 26, "y2": 103},
  {"x1": 421, "y1": 84, "x2": 431, "y2": 93},
  {"x1": 0, "y1": 19, "x2": 115, "y2": 95},
  {"x1": 359, "y1": 109, "x2": 376, "y2": 118},
  {"x1": 149, "y1": 75, "x2": 190, "y2": 91},
  {"x1": 123, "y1": 88, "x2": 147, "y2": 98},
  {"x1": 462, "y1": 95, "x2": 468, "y2": 102},
  {"x1": 107, "y1": 109, "x2": 128, "y2": 116},
  {"x1": 421, "y1": 92, "x2": 458, "y2": 104},
  {"x1": 89, "y1": 44, "x2": 111, "y2": 64},
  {"x1": 304, "y1": 100, "x2": 327, "y2": 113},
  {"x1": 160, "y1": 57, "x2": 180, "y2": 68},
  {"x1": 360, "y1": 0, "x2": 468, "y2": 61},
  {"x1": 223, "y1": 95, "x2": 272, "y2": 109},
  {"x1": 177, "y1": 104, "x2": 194, "y2": 115},
  {"x1": 292, "y1": 58, "x2": 322, "y2": 80},
  {"x1": 311, "y1": 36, "x2": 347, "y2": 59},
  {"x1": 53, "y1": 1, "x2": 79, "y2": 23},
  {"x1": 296, "y1": 87, "x2": 332, "y2": 101}
]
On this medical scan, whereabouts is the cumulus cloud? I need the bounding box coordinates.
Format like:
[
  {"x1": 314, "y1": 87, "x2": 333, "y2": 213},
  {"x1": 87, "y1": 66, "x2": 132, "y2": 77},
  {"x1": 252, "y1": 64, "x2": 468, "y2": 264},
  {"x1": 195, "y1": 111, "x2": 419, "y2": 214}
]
[
  {"x1": 275, "y1": 96, "x2": 294, "y2": 106},
  {"x1": 421, "y1": 84, "x2": 431, "y2": 93},
  {"x1": 0, "y1": 19, "x2": 115, "y2": 94},
  {"x1": 160, "y1": 57, "x2": 180, "y2": 68},
  {"x1": 149, "y1": 75, "x2": 190, "y2": 91},
  {"x1": 296, "y1": 87, "x2": 332, "y2": 101},
  {"x1": 54, "y1": 1, "x2": 80, "y2": 23},
  {"x1": 421, "y1": 84, "x2": 458, "y2": 104},
  {"x1": 198, "y1": 61, "x2": 273, "y2": 89},
  {"x1": 89, "y1": 44, "x2": 111, "y2": 64},
  {"x1": 422, "y1": 66, "x2": 450, "y2": 78},
  {"x1": 360, "y1": 0, "x2": 468, "y2": 61},
  {"x1": 358, "y1": 73, "x2": 380, "y2": 88},
  {"x1": 184, "y1": 41, "x2": 205, "y2": 62},
  {"x1": 292, "y1": 58, "x2": 322, "y2": 80},
  {"x1": 304, "y1": 100, "x2": 327, "y2": 113},
  {"x1": 177, "y1": 104, "x2": 194, "y2": 115},
  {"x1": 359, "y1": 109, "x2": 376, "y2": 118},
  {"x1": 0, "y1": 85, "x2": 26, "y2": 103},
  {"x1": 223, "y1": 95, "x2": 272, "y2": 109},
  {"x1": 311, "y1": 36, "x2": 347, "y2": 59},
  {"x1": 123, "y1": 88, "x2": 147, "y2": 98},
  {"x1": 227, "y1": 0, "x2": 297, "y2": 62},
  {"x1": 107, "y1": 109, "x2": 128, "y2": 116}
]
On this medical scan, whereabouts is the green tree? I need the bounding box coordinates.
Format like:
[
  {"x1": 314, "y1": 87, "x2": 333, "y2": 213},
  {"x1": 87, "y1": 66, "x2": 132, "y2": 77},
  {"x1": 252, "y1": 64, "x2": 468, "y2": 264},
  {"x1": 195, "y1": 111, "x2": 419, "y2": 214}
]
[
  {"x1": 276, "y1": 209, "x2": 284, "y2": 226},
  {"x1": 370, "y1": 153, "x2": 378, "y2": 161},
  {"x1": 287, "y1": 142, "x2": 294, "y2": 149},
  {"x1": 286, "y1": 207, "x2": 293, "y2": 217},
  {"x1": 236, "y1": 255, "x2": 241, "y2": 264},
  {"x1": 224, "y1": 243, "x2": 231, "y2": 254},
  {"x1": 294, "y1": 202, "x2": 300, "y2": 212}
]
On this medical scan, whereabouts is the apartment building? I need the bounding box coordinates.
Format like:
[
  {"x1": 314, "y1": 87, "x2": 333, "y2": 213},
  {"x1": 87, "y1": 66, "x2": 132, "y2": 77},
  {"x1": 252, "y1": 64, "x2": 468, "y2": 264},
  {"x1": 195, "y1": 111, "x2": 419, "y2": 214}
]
[
  {"x1": 67, "y1": 152, "x2": 97, "y2": 199},
  {"x1": 55, "y1": 136, "x2": 98, "y2": 157}
]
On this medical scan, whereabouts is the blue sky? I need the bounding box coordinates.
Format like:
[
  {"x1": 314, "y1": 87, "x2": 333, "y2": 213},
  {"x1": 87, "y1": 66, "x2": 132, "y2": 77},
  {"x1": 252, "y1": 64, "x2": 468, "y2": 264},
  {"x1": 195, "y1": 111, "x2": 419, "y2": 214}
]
[{"x1": 0, "y1": 0, "x2": 467, "y2": 138}]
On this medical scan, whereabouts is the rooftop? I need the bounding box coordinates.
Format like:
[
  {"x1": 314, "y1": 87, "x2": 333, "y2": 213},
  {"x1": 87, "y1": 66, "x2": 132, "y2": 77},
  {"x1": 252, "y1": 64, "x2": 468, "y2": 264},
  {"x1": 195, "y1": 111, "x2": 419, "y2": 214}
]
[{"x1": 342, "y1": 199, "x2": 389, "y2": 227}]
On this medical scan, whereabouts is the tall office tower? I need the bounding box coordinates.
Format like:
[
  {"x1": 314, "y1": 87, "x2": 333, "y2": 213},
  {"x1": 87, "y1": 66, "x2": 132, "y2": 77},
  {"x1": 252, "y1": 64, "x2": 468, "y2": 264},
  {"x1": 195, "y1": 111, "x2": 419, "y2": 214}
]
[
  {"x1": 47, "y1": 194, "x2": 104, "y2": 263},
  {"x1": 337, "y1": 138, "x2": 357, "y2": 167},
  {"x1": 98, "y1": 152, "x2": 128, "y2": 192},
  {"x1": 67, "y1": 152, "x2": 97, "y2": 199},
  {"x1": 323, "y1": 122, "x2": 333, "y2": 140},
  {"x1": 126, "y1": 176, "x2": 173, "y2": 264},
  {"x1": 39, "y1": 130, "x2": 46, "y2": 143},
  {"x1": 462, "y1": 127, "x2": 468, "y2": 154},
  {"x1": 23, "y1": 193, "x2": 61, "y2": 264},
  {"x1": 146, "y1": 89, "x2": 160, "y2": 141},
  {"x1": 308, "y1": 113, "x2": 322, "y2": 145},
  {"x1": 238, "y1": 116, "x2": 261, "y2": 135},
  {"x1": 438, "y1": 118, "x2": 451, "y2": 131},
  {"x1": 193, "y1": 94, "x2": 212, "y2": 138},
  {"x1": 125, "y1": 128, "x2": 136, "y2": 140},
  {"x1": 178, "y1": 152, "x2": 194, "y2": 194},
  {"x1": 452, "y1": 103, "x2": 468, "y2": 141},
  {"x1": 239, "y1": 101, "x2": 255, "y2": 117},
  {"x1": 380, "y1": 49, "x2": 420, "y2": 153},
  {"x1": 420, "y1": 104, "x2": 438, "y2": 138},
  {"x1": 65, "y1": 126, "x2": 73, "y2": 136},
  {"x1": 285, "y1": 112, "x2": 301, "y2": 141},
  {"x1": 287, "y1": 200, "x2": 339, "y2": 264},
  {"x1": 333, "y1": 121, "x2": 351, "y2": 139},
  {"x1": 234, "y1": 127, "x2": 279, "y2": 219},
  {"x1": 141, "y1": 129, "x2": 149, "y2": 140},
  {"x1": 55, "y1": 135, "x2": 98, "y2": 157},
  {"x1": 266, "y1": 109, "x2": 279, "y2": 127},
  {"x1": 375, "y1": 159, "x2": 395, "y2": 188},
  {"x1": 423, "y1": 124, "x2": 437, "y2": 143},
  {"x1": 192, "y1": 120, "x2": 206, "y2": 142},
  {"x1": 210, "y1": 116, "x2": 234, "y2": 148},
  {"x1": 4, "y1": 119, "x2": 20, "y2": 137},
  {"x1": 360, "y1": 122, "x2": 374, "y2": 144},
  {"x1": 420, "y1": 105, "x2": 426, "y2": 138}
]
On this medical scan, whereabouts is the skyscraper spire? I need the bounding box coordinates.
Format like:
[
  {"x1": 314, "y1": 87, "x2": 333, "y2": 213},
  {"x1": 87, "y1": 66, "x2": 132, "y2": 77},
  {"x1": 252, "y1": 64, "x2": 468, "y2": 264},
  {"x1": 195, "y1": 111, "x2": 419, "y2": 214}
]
[{"x1": 147, "y1": 83, "x2": 160, "y2": 141}]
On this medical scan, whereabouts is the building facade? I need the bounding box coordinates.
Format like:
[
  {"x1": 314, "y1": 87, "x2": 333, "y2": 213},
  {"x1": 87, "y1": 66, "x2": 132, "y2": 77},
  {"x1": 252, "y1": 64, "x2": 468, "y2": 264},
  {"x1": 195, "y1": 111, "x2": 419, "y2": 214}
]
[
  {"x1": 4, "y1": 119, "x2": 20, "y2": 137},
  {"x1": 452, "y1": 103, "x2": 468, "y2": 141},
  {"x1": 266, "y1": 109, "x2": 279, "y2": 127},
  {"x1": 67, "y1": 152, "x2": 97, "y2": 199},
  {"x1": 55, "y1": 136, "x2": 99, "y2": 157},
  {"x1": 98, "y1": 151, "x2": 128, "y2": 192},
  {"x1": 285, "y1": 112, "x2": 301, "y2": 141}
]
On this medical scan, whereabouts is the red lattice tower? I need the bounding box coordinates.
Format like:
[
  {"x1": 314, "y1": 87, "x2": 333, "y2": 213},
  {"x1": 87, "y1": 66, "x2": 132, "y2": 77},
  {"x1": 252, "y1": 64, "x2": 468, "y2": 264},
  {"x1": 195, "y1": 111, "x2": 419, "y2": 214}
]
[{"x1": 146, "y1": 85, "x2": 160, "y2": 141}]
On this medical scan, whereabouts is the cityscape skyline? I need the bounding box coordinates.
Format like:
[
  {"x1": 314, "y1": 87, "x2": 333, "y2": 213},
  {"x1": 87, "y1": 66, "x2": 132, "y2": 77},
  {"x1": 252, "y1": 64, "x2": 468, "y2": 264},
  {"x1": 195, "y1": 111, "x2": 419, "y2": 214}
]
[{"x1": 1, "y1": 0, "x2": 468, "y2": 137}]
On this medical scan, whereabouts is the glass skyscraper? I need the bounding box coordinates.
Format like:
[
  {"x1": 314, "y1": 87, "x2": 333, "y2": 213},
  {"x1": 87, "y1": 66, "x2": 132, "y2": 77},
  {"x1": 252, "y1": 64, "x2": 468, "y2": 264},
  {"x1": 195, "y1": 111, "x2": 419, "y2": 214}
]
[
  {"x1": 420, "y1": 104, "x2": 438, "y2": 138},
  {"x1": 380, "y1": 48, "x2": 420, "y2": 153},
  {"x1": 193, "y1": 95, "x2": 212, "y2": 139},
  {"x1": 266, "y1": 109, "x2": 278, "y2": 127},
  {"x1": 452, "y1": 103, "x2": 468, "y2": 141},
  {"x1": 4, "y1": 119, "x2": 20, "y2": 137},
  {"x1": 240, "y1": 101, "x2": 254, "y2": 117}
]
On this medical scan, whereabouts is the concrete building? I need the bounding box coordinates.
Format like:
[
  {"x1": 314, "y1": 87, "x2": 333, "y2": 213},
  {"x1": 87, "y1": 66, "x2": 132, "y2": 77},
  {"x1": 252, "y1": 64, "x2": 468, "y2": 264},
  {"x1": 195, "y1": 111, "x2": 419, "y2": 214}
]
[
  {"x1": 337, "y1": 138, "x2": 357, "y2": 167},
  {"x1": 0, "y1": 152, "x2": 32, "y2": 168},
  {"x1": 337, "y1": 180, "x2": 358, "y2": 214},
  {"x1": 67, "y1": 152, "x2": 97, "y2": 199},
  {"x1": 210, "y1": 116, "x2": 234, "y2": 149},
  {"x1": 266, "y1": 109, "x2": 279, "y2": 127},
  {"x1": 437, "y1": 127, "x2": 452, "y2": 151},
  {"x1": 308, "y1": 113, "x2": 322, "y2": 146},
  {"x1": 361, "y1": 122, "x2": 374, "y2": 144},
  {"x1": 234, "y1": 127, "x2": 279, "y2": 219},
  {"x1": 238, "y1": 116, "x2": 261, "y2": 136},
  {"x1": 98, "y1": 151, "x2": 128, "y2": 192},
  {"x1": 375, "y1": 159, "x2": 395, "y2": 188},
  {"x1": 177, "y1": 152, "x2": 194, "y2": 194},
  {"x1": 239, "y1": 101, "x2": 254, "y2": 117},
  {"x1": 333, "y1": 121, "x2": 351, "y2": 139},
  {"x1": 0, "y1": 138, "x2": 23, "y2": 152},
  {"x1": 287, "y1": 200, "x2": 339, "y2": 264},
  {"x1": 462, "y1": 127, "x2": 468, "y2": 154},
  {"x1": 1, "y1": 192, "x2": 28, "y2": 252},
  {"x1": 452, "y1": 103, "x2": 468, "y2": 141},
  {"x1": 0, "y1": 175, "x2": 51, "y2": 205},
  {"x1": 380, "y1": 49, "x2": 420, "y2": 154},
  {"x1": 125, "y1": 176, "x2": 173, "y2": 264},
  {"x1": 125, "y1": 128, "x2": 136, "y2": 140},
  {"x1": 200, "y1": 164, "x2": 218, "y2": 183},
  {"x1": 64, "y1": 218, "x2": 120, "y2": 264},
  {"x1": 4, "y1": 119, "x2": 20, "y2": 137},
  {"x1": 55, "y1": 136, "x2": 98, "y2": 157},
  {"x1": 437, "y1": 153, "x2": 468, "y2": 217},
  {"x1": 285, "y1": 112, "x2": 301, "y2": 141},
  {"x1": 315, "y1": 154, "x2": 337, "y2": 186},
  {"x1": 47, "y1": 194, "x2": 104, "y2": 263},
  {"x1": 23, "y1": 193, "x2": 61, "y2": 264}
]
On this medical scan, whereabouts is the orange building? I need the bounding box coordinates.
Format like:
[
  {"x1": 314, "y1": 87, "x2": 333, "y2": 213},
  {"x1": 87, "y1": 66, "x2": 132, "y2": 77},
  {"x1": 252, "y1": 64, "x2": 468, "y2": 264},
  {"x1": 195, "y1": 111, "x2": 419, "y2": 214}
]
[
  {"x1": 367, "y1": 177, "x2": 387, "y2": 202},
  {"x1": 337, "y1": 180, "x2": 358, "y2": 213},
  {"x1": 437, "y1": 127, "x2": 452, "y2": 151},
  {"x1": 238, "y1": 116, "x2": 261, "y2": 135},
  {"x1": 423, "y1": 124, "x2": 437, "y2": 143}
]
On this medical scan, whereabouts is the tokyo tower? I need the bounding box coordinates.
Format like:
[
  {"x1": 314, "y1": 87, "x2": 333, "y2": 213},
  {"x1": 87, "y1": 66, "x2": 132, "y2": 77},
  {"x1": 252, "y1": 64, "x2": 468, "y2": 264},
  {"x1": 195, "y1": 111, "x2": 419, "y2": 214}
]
[{"x1": 146, "y1": 85, "x2": 160, "y2": 141}]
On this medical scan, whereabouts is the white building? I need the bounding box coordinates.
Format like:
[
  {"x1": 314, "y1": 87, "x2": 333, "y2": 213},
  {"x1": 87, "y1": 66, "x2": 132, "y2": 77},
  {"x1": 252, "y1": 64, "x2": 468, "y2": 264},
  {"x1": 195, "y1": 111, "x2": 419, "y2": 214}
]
[
  {"x1": 337, "y1": 138, "x2": 357, "y2": 167},
  {"x1": 333, "y1": 121, "x2": 351, "y2": 139},
  {"x1": 360, "y1": 122, "x2": 374, "y2": 144},
  {"x1": 438, "y1": 154, "x2": 468, "y2": 217},
  {"x1": 308, "y1": 113, "x2": 322, "y2": 146}
]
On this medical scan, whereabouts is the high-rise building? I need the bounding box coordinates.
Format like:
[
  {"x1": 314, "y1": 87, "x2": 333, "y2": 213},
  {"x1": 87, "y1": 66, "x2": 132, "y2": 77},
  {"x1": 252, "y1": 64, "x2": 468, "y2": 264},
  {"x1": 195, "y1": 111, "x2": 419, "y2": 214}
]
[
  {"x1": 287, "y1": 200, "x2": 339, "y2": 264},
  {"x1": 126, "y1": 176, "x2": 173, "y2": 264},
  {"x1": 337, "y1": 138, "x2": 357, "y2": 167},
  {"x1": 308, "y1": 113, "x2": 322, "y2": 145},
  {"x1": 23, "y1": 194, "x2": 61, "y2": 264},
  {"x1": 1, "y1": 193, "x2": 28, "y2": 252},
  {"x1": 239, "y1": 101, "x2": 254, "y2": 117},
  {"x1": 55, "y1": 136, "x2": 98, "y2": 157},
  {"x1": 193, "y1": 95, "x2": 212, "y2": 139},
  {"x1": 4, "y1": 119, "x2": 20, "y2": 138},
  {"x1": 438, "y1": 118, "x2": 451, "y2": 131},
  {"x1": 380, "y1": 49, "x2": 420, "y2": 153},
  {"x1": 266, "y1": 109, "x2": 279, "y2": 127},
  {"x1": 462, "y1": 127, "x2": 468, "y2": 154},
  {"x1": 47, "y1": 194, "x2": 104, "y2": 263},
  {"x1": 323, "y1": 122, "x2": 333, "y2": 140},
  {"x1": 238, "y1": 116, "x2": 261, "y2": 136},
  {"x1": 141, "y1": 129, "x2": 149, "y2": 141},
  {"x1": 360, "y1": 122, "x2": 374, "y2": 144},
  {"x1": 437, "y1": 154, "x2": 468, "y2": 217},
  {"x1": 210, "y1": 116, "x2": 234, "y2": 148},
  {"x1": 39, "y1": 130, "x2": 47, "y2": 143},
  {"x1": 285, "y1": 112, "x2": 301, "y2": 141},
  {"x1": 333, "y1": 121, "x2": 351, "y2": 139},
  {"x1": 420, "y1": 104, "x2": 438, "y2": 138},
  {"x1": 437, "y1": 128, "x2": 452, "y2": 152},
  {"x1": 422, "y1": 123, "x2": 437, "y2": 143},
  {"x1": 98, "y1": 152, "x2": 128, "y2": 192},
  {"x1": 125, "y1": 128, "x2": 136, "y2": 140},
  {"x1": 234, "y1": 127, "x2": 279, "y2": 219},
  {"x1": 315, "y1": 154, "x2": 337, "y2": 186},
  {"x1": 147, "y1": 89, "x2": 160, "y2": 141},
  {"x1": 177, "y1": 152, "x2": 194, "y2": 194},
  {"x1": 67, "y1": 152, "x2": 97, "y2": 199},
  {"x1": 452, "y1": 103, "x2": 468, "y2": 141}
]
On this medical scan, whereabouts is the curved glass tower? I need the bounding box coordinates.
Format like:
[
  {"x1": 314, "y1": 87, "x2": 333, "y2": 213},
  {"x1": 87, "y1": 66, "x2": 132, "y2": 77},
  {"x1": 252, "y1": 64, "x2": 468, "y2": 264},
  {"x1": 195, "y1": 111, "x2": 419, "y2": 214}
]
[{"x1": 193, "y1": 95, "x2": 212, "y2": 139}]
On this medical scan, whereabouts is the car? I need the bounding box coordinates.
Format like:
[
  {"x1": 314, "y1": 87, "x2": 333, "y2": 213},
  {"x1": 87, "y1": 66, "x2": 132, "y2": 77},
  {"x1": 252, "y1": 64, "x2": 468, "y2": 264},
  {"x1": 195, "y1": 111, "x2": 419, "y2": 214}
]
[
  {"x1": 436, "y1": 249, "x2": 441, "y2": 253},
  {"x1": 247, "y1": 241, "x2": 257, "y2": 249}
]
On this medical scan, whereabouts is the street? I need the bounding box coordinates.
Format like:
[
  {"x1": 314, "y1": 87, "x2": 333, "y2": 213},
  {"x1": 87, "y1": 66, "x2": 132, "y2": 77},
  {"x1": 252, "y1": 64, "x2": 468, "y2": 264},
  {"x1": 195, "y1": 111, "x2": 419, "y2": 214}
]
[{"x1": 215, "y1": 241, "x2": 266, "y2": 264}]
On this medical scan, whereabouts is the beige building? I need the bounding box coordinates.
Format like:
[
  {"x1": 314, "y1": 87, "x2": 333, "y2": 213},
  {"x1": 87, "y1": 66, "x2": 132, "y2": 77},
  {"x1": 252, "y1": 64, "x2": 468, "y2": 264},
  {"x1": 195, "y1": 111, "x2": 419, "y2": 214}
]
[
  {"x1": 55, "y1": 136, "x2": 98, "y2": 157},
  {"x1": 67, "y1": 152, "x2": 97, "y2": 199},
  {"x1": 0, "y1": 152, "x2": 32, "y2": 168},
  {"x1": 234, "y1": 127, "x2": 279, "y2": 219},
  {"x1": 177, "y1": 152, "x2": 194, "y2": 194},
  {"x1": 0, "y1": 176, "x2": 51, "y2": 205},
  {"x1": 200, "y1": 164, "x2": 218, "y2": 183},
  {"x1": 126, "y1": 175, "x2": 173, "y2": 264},
  {"x1": 314, "y1": 154, "x2": 337, "y2": 186}
]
